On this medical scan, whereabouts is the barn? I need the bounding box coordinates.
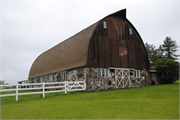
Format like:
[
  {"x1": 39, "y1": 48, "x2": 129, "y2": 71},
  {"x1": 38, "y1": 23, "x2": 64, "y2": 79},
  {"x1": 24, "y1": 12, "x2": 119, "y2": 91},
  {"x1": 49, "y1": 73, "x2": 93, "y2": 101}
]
[{"x1": 28, "y1": 9, "x2": 160, "y2": 91}]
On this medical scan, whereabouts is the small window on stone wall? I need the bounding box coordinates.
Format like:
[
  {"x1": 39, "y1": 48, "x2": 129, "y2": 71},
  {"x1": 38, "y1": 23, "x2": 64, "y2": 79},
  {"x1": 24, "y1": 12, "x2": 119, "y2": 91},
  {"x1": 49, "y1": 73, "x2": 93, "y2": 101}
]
[
  {"x1": 102, "y1": 69, "x2": 105, "y2": 77},
  {"x1": 61, "y1": 72, "x2": 67, "y2": 80},
  {"x1": 97, "y1": 69, "x2": 101, "y2": 77},
  {"x1": 44, "y1": 76, "x2": 48, "y2": 82},
  {"x1": 134, "y1": 70, "x2": 140, "y2": 78},
  {"x1": 106, "y1": 69, "x2": 109, "y2": 77},
  {"x1": 130, "y1": 71, "x2": 133, "y2": 75},
  {"x1": 110, "y1": 69, "x2": 115, "y2": 73},
  {"x1": 97, "y1": 68, "x2": 109, "y2": 78},
  {"x1": 78, "y1": 69, "x2": 84, "y2": 78},
  {"x1": 34, "y1": 77, "x2": 39, "y2": 83}
]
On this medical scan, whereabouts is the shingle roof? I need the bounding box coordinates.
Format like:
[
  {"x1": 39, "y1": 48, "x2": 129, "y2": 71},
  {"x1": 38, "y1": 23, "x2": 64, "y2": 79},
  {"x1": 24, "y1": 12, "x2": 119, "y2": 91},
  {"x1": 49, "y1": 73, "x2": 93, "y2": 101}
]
[
  {"x1": 28, "y1": 9, "x2": 141, "y2": 79},
  {"x1": 28, "y1": 22, "x2": 98, "y2": 78}
]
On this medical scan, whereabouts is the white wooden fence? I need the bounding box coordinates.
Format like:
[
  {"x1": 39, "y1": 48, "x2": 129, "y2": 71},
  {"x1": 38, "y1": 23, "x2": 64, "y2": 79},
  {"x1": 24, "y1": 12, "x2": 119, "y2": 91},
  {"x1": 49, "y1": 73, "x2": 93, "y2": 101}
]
[{"x1": 0, "y1": 81, "x2": 86, "y2": 101}]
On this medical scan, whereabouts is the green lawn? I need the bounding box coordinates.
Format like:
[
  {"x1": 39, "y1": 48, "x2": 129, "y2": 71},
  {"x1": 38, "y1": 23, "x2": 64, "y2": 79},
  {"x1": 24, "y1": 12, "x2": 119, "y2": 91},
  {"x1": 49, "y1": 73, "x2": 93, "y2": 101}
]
[{"x1": 1, "y1": 83, "x2": 179, "y2": 119}]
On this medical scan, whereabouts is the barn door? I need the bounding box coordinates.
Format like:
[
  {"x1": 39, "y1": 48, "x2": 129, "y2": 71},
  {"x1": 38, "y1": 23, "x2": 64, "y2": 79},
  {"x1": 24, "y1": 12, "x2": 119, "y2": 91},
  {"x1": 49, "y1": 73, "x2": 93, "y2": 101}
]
[{"x1": 115, "y1": 69, "x2": 130, "y2": 88}]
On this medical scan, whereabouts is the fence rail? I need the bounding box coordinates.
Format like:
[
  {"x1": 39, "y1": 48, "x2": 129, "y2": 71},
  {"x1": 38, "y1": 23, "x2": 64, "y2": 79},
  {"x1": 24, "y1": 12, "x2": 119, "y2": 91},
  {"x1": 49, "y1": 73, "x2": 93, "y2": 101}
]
[{"x1": 0, "y1": 81, "x2": 86, "y2": 101}]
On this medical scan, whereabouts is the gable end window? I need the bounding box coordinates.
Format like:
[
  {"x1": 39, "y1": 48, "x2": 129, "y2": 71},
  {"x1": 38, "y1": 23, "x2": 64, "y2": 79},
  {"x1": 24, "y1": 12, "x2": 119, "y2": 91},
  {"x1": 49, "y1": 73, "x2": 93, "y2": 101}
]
[
  {"x1": 134, "y1": 70, "x2": 140, "y2": 78},
  {"x1": 61, "y1": 72, "x2": 67, "y2": 81},
  {"x1": 97, "y1": 68, "x2": 109, "y2": 77},
  {"x1": 78, "y1": 69, "x2": 84, "y2": 78},
  {"x1": 129, "y1": 28, "x2": 132, "y2": 35},
  {"x1": 103, "y1": 21, "x2": 107, "y2": 29}
]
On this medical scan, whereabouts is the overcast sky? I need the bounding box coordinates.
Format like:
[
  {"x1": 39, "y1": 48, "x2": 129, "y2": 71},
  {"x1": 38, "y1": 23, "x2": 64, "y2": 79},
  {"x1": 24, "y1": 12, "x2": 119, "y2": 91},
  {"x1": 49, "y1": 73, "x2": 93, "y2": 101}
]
[{"x1": 0, "y1": 0, "x2": 179, "y2": 84}]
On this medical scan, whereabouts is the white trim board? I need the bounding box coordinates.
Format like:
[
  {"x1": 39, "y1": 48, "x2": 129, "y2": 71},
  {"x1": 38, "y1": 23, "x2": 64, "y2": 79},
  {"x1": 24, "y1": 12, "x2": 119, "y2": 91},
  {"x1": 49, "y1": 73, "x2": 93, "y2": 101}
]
[{"x1": 109, "y1": 67, "x2": 135, "y2": 70}]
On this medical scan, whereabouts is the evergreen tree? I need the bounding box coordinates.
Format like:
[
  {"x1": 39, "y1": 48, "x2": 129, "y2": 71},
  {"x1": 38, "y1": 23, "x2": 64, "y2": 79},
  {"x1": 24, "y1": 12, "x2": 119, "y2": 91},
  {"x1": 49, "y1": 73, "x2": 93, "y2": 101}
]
[
  {"x1": 162, "y1": 37, "x2": 179, "y2": 60},
  {"x1": 145, "y1": 42, "x2": 159, "y2": 69},
  {"x1": 158, "y1": 45, "x2": 164, "y2": 59}
]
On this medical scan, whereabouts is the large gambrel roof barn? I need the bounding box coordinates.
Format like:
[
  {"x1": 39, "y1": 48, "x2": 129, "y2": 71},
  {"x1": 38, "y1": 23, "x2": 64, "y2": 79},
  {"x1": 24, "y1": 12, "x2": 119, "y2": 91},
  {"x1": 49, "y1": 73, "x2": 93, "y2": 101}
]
[
  {"x1": 27, "y1": 9, "x2": 158, "y2": 91},
  {"x1": 29, "y1": 9, "x2": 149, "y2": 78}
]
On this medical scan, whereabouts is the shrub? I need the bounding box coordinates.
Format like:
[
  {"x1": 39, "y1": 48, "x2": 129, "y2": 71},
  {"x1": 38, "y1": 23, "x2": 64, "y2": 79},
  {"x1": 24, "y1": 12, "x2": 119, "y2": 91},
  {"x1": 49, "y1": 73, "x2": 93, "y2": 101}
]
[{"x1": 154, "y1": 58, "x2": 179, "y2": 84}]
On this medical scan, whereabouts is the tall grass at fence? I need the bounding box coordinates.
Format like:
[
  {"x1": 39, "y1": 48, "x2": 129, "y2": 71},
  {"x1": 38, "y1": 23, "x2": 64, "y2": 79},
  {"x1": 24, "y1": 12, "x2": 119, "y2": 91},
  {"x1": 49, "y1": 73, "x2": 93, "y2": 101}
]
[{"x1": 1, "y1": 83, "x2": 179, "y2": 119}]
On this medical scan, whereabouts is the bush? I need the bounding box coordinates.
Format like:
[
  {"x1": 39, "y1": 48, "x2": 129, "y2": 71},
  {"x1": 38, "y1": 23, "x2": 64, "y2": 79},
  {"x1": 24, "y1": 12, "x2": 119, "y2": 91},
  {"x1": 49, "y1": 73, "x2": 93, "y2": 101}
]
[{"x1": 154, "y1": 58, "x2": 179, "y2": 84}]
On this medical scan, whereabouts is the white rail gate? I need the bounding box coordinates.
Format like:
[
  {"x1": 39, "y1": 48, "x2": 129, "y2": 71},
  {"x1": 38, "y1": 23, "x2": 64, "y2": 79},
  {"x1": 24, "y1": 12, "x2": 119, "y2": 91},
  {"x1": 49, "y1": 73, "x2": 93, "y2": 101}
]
[{"x1": 0, "y1": 81, "x2": 86, "y2": 101}]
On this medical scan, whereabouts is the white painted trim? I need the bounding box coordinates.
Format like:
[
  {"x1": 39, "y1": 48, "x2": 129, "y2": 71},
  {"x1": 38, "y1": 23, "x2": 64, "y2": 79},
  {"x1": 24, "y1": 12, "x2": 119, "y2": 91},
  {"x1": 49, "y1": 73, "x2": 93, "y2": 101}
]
[
  {"x1": 109, "y1": 67, "x2": 135, "y2": 70},
  {"x1": 115, "y1": 69, "x2": 131, "y2": 88},
  {"x1": 103, "y1": 21, "x2": 107, "y2": 29},
  {"x1": 129, "y1": 28, "x2": 132, "y2": 35},
  {"x1": 134, "y1": 70, "x2": 140, "y2": 78}
]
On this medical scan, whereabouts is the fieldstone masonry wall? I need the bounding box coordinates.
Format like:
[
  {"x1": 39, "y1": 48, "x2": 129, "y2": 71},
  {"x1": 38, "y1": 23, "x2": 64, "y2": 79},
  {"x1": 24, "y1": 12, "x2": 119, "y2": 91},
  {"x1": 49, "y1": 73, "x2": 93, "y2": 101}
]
[
  {"x1": 28, "y1": 67, "x2": 161, "y2": 92},
  {"x1": 86, "y1": 68, "x2": 161, "y2": 91},
  {"x1": 86, "y1": 68, "x2": 115, "y2": 91}
]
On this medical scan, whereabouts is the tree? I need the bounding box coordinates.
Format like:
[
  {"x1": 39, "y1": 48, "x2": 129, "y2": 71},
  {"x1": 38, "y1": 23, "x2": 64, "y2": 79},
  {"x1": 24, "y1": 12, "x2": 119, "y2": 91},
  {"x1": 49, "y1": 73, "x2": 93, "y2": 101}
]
[
  {"x1": 162, "y1": 37, "x2": 179, "y2": 60},
  {"x1": 157, "y1": 45, "x2": 164, "y2": 59},
  {"x1": 145, "y1": 42, "x2": 159, "y2": 69},
  {"x1": 0, "y1": 80, "x2": 5, "y2": 85},
  {"x1": 154, "y1": 58, "x2": 179, "y2": 84},
  {"x1": 0, "y1": 80, "x2": 9, "y2": 85}
]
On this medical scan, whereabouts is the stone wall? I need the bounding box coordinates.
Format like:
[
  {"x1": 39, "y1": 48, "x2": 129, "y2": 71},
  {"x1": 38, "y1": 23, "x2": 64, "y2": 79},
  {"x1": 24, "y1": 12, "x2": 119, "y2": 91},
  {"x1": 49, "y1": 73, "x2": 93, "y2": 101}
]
[
  {"x1": 130, "y1": 69, "x2": 161, "y2": 87},
  {"x1": 28, "y1": 67, "x2": 161, "y2": 91},
  {"x1": 86, "y1": 68, "x2": 115, "y2": 91}
]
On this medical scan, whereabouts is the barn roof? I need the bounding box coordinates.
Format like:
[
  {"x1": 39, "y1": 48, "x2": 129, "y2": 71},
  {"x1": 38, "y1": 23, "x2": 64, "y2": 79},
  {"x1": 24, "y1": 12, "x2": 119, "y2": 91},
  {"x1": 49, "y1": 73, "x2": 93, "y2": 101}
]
[{"x1": 28, "y1": 9, "x2": 129, "y2": 79}]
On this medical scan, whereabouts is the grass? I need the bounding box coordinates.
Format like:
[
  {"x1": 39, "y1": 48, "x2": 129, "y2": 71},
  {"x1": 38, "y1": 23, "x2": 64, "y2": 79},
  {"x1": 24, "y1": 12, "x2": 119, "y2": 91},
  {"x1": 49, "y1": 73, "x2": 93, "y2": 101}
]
[{"x1": 1, "y1": 83, "x2": 179, "y2": 119}]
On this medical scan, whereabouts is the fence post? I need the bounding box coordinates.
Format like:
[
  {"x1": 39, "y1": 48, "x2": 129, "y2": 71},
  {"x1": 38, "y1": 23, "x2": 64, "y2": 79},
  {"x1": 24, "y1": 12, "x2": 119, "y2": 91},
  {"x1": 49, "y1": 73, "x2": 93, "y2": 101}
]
[
  {"x1": 43, "y1": 82, "x2": 45, "y2": 98},
  {"x1": 16, "y1": 84, "x2": 18, "y2": 101},
  {"x1": 84, "y1": 81, "x2": 86, "y2": 90},
  {"x1": 65, "y1": 81, "x2": 67, "y2": 94}
]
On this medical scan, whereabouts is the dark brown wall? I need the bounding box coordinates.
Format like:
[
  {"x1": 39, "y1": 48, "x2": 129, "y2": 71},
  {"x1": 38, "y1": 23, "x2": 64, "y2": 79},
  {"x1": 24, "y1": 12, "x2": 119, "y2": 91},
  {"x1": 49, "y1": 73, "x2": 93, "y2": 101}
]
[{"x1": 87, "y1": 16, "x2": 149, "y2": 70}]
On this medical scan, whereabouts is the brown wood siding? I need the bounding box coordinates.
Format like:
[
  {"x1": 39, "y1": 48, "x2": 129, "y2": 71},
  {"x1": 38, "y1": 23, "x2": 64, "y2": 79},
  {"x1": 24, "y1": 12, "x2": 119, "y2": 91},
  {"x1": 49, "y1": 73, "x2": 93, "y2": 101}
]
[{"x1": 87, "y1": 16, "x2": 149, "y2": 70}]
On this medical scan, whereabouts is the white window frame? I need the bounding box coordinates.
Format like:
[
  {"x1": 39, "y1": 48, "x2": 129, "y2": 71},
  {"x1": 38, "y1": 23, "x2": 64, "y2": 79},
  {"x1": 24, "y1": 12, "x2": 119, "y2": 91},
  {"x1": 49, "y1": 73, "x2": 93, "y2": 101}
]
[
  {"x1": 97, "y1": 69, "x2": 101, "y2": 77},
  {"x1": 97, "y1": 68, "x2": 109, "y2": 78},
  {"x1": 106, "y1": 69, "x2": 109, "y2": 77},
  {"x1": 61, "y1": 71, "x2": 67, "y2": 81},
  {"x1": 103, "y1": 21, "x2": 107, "y2": 29},
  {"x1": 134, "y1": 70, "x2": 140, "y2": 78},
  {"x1": 129, "y1": 28, "x2": 132, "y2": 35}
]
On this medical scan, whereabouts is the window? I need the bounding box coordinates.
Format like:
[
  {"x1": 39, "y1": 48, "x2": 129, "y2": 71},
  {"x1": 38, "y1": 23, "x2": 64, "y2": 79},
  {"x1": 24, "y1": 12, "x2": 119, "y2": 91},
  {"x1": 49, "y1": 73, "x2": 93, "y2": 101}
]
[
  {"x1": 134, "y1": 70, "x2": 140, "y2": 78},
  {"x1": 44, "y1": 76, "x2": 48, "y2": 82},
  {"x1": 97, "y1": 69, "x2": 101, "y2": 77},
  {"x1": 34, "y1": 78, "x2": 39, "y2": 83},
  {"x1": 55, "y1": 73, "x2": 60, "y2": 78},
  {"x1": 129, "y1": 28, "x2": 132, "y2": 35},
  {"x1": 61, "y1": 72, "x2": 67, "y2": 81},
  {"x1": 97, "y1": 68, "x2": 109, "y2": 77},
  {"x1": 102, "y1": 69, "x2": 105, "y2": 77},
  {"x1": 54, "y1": 73, "x2": 60, "y2": 81},
  {"x1": 106, "y1": 69, "x2": 109, "y2": 77},
  {"x1": 78, "y1": 69, "x2": 84, "y2": 78},
  {"x1": 103, "y1": 21, "x2": 107, "y2": 29}
]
